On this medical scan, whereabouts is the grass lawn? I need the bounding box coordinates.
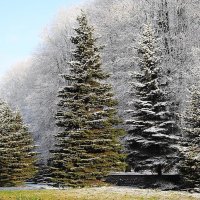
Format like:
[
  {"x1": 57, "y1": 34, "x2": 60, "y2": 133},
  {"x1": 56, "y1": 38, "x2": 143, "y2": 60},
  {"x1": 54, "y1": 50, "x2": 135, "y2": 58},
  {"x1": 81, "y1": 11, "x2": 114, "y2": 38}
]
[{"x1": 0, "y1": 187, "x2": 199, "y2": 200}]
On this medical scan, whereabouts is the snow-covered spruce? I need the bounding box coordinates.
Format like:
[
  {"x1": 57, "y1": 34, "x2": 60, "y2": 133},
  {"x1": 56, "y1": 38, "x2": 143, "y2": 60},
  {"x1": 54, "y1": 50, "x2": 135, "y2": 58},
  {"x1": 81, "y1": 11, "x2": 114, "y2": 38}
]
[
  {"x1": 125, "y1": 24, "x2": 180, "y2": 174},
  {"x1": 179, "y1": 86, "x2": 200, "y2": 188},
  {"x1": 0, "y1": 101, "x2": 37, "y2": 186},
  {"x1": 48, "y1": 11, "x2": 125, "y2": 187}
]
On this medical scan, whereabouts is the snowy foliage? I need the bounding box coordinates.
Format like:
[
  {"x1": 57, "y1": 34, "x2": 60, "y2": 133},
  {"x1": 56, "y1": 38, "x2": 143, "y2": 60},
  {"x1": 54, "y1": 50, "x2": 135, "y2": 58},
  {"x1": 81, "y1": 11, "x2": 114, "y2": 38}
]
[
  {"x1": 179, "y1": 86, "x2": 200, "y2": 188},
  {"x1": 0, "y1": 101, "x2": 37, "y2": 186},
  {"x1": 125, "y1": 24, "x2": 180, "y2": 174},
  {"x1": 0, "y1": 0, "x2": 199, "y2": 165},
  {"x1": 48, "y1": 12, "x2": 125, "y2": 187}
]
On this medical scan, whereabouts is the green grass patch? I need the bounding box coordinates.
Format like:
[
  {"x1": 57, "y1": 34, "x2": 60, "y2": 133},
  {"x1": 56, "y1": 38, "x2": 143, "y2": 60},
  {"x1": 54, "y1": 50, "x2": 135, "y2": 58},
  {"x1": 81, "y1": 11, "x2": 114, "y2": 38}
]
[{"x1": 0, "y1": 187, "x2": 199, "y2": 200}]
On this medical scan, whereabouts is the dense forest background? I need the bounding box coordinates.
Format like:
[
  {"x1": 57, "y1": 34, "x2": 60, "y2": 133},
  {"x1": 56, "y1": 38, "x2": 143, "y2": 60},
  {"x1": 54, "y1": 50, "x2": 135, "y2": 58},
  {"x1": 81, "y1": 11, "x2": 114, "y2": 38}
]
[{"x1": 0, "y1": 0, "x2": 200, "y2": 164}]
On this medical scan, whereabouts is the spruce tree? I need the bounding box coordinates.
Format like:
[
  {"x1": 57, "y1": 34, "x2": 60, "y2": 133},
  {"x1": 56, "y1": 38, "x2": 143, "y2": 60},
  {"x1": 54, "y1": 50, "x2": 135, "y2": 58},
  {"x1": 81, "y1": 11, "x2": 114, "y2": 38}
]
[
  {"x1": 179, "y1": 87, "x2": 200, "y2": 189},
  {"x1": 49, "y1": 11, "x2": 125, "y2": 187},
  {"x1": 0, "y1": 101, "x2": 37, "y2": 186},
  {"x1": 126, "y1": 24, "x2": 179, "y2": 174}
]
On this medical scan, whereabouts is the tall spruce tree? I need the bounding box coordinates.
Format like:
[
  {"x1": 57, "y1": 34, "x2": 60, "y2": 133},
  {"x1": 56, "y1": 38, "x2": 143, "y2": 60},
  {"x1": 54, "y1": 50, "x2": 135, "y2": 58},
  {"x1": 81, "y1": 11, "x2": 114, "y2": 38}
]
[
  {"x1": 49, "y1": 11, "x2": 125, "y2": 187},
  {"x1": 0, "y1": 101, "x2": 37, "y2": 186},
  {"x1": 179, "y1": 87, "x2": 200, "y2": 189},
  {"x1": 126, "y1": 24, "x2": 179, "y2": 174}
]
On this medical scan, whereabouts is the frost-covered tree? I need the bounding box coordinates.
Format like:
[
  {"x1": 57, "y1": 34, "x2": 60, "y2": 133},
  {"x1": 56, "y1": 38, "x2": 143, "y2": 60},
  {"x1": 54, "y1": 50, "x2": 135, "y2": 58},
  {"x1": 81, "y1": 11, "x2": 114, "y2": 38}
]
[
  {"x1": 126, "y1": 24, "x2": 179, "y2": 174},
  {"x1": 48, "y1": 11, "x2": 125, "y2": 187},
  {"x1": 179, "y1": 87, "x2": 200, "y2": 188},
  {"x1": 0, "y1": 101, "x2": 37, "y2": 186}
]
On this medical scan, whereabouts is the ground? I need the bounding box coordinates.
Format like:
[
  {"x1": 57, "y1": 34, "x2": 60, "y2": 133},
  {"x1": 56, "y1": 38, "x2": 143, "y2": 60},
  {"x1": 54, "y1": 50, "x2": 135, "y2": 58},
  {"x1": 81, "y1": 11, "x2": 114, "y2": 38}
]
[{"x1": 0, "y1": 186, "x2": 199, "y2": 200}]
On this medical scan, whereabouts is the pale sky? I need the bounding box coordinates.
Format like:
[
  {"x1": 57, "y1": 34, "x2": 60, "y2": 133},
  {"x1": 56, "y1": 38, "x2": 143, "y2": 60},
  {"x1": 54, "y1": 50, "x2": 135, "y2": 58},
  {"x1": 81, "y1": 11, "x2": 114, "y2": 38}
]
[{"x1": 0, "y1": 0, "x2": 83, "y2": 76}]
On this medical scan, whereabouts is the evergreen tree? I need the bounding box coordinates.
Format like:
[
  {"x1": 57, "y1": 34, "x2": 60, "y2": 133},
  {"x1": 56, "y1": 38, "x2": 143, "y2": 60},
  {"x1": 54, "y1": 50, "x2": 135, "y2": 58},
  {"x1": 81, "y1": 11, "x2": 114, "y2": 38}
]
[
  {"x1": 126, "y1": 24, "x2": 179, "y2": 174},
  {"x1": 49, "y1": 11, "x2": 125, "y2": 187},
  {"x1": 179, "y1": 87, "x2": 200, "y2": 188},
  {"x1": 0, "y1": 101, "x2": 37, "y2": 186}
]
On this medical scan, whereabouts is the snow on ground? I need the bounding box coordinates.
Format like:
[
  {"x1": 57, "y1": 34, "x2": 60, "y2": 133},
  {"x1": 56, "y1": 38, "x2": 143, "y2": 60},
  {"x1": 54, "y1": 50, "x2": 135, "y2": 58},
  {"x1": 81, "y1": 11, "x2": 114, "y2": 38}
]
[{"x1": 0, "y1": 183, "x2": 58, "y2": 191}]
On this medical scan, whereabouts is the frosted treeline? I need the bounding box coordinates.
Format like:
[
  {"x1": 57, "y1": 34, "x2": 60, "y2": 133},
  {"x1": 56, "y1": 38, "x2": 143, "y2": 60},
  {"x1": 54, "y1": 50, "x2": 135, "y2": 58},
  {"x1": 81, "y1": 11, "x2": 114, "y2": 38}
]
[{"x1": 0, "y1": 0, "x2": 200, "y2": 163}]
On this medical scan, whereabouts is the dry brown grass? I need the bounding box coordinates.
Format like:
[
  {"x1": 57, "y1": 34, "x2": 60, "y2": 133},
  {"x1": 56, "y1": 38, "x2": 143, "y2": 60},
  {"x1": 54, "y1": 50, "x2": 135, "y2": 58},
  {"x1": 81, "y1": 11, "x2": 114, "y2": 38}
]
[{"x1": 0, "y1": 187, "x2": 199, "y2": 200}]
